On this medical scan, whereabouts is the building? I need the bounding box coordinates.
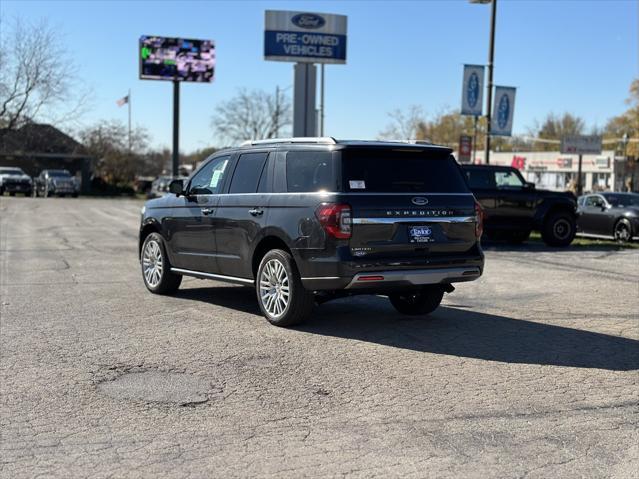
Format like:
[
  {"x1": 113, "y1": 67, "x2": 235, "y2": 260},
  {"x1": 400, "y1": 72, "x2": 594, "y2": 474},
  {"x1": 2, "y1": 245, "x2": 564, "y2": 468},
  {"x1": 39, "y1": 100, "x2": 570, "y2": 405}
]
[
  {"x1": 0, "y1": 124, "x2": 94, "y2": 193},
  {"x1": 465, "y1": 150, "x2": 637, "y2": 193}
]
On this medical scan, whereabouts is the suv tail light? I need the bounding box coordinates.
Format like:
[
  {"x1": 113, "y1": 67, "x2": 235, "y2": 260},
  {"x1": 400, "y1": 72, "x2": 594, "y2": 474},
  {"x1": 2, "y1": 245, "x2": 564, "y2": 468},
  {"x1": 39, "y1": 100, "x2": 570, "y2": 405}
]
[
  {"x1": 474, "y1": 200, "x2": 484, "y2": 239},
  {"x1": 316, "y1": 203, "x2": 352, "y2": 239}
]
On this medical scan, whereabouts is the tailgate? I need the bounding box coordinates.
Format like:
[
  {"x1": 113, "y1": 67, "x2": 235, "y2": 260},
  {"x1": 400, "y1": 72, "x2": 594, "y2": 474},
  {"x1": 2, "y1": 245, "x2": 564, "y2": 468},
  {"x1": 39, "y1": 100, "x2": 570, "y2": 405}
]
[{"x1": 347, "y1": 193, "x2": 477, "y2": 257}]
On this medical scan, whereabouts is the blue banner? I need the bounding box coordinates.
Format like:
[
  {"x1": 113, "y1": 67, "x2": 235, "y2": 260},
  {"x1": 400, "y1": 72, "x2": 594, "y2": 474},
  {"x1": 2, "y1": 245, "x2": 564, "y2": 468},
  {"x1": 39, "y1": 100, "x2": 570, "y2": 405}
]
[{"x1": 264, "y1": 30, "x2": 347, "y2": 63}]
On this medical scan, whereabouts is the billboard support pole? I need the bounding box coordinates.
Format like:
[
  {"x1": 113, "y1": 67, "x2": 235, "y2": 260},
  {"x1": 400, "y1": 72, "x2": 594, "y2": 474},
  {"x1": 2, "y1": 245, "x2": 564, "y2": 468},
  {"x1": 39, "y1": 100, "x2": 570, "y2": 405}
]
[
  {"x1": 577, "y1": 154, "x2": 583, "y2": 196},
  {"x1": 293, "y1": 63, "x2": 317, "y2": 137},
  {"x1": 172, "y1": 80, "x2": 180, "y2": 177}
]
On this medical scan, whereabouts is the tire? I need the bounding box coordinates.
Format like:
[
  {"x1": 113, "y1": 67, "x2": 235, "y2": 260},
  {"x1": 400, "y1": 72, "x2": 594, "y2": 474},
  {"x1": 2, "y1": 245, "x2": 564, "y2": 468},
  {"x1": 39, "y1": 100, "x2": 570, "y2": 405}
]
[
  {"x1": 256, "y1": 249, "x2": 314, "y2": 327},
  {"x1": 613, "y1": 218, "x2": 632, "y2": 243},
  {"x1": 541, "y1": 211, "x2": 576, "y2": 247},
  {"x1": 141, "y1": 232, "x2": 182, "y2": 294},
  {"x1": 507, "y1": 230, "x2": 531, "y2": 244},
  {"x1": 389, "y1": 286, "x2": 445, "y2": 316}
]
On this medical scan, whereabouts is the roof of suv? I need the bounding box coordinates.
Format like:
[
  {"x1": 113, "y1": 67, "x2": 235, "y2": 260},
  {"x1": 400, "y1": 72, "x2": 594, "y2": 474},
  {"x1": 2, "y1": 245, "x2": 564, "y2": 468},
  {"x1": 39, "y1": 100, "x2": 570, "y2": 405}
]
[{"x1": 236, "y1": 137, "x2": 452, "y2": 153}]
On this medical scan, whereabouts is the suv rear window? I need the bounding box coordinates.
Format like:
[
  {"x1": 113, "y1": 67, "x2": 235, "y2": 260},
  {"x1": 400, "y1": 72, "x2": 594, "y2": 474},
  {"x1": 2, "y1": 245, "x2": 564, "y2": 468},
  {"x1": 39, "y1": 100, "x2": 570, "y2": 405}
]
[
  {"x1": 341, "y1": 149, "x2": 469, "y2": 193},
  {"x1": 286, "y1": 151, "x2": 337, "y2": 192}
]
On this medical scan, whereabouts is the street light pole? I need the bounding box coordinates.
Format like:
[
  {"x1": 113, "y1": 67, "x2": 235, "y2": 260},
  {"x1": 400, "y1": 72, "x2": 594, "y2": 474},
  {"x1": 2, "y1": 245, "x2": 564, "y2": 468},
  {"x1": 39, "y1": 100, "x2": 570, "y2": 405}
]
[{"x1": 484, "y1": 0, "x2": 497, "y2": 165}]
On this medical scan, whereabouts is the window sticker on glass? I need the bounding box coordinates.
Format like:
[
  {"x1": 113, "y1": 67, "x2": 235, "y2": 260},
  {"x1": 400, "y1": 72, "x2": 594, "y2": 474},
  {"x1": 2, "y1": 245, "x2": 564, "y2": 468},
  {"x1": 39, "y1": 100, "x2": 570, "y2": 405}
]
[
  {"x1": 209, "y1": 160, "x2": 228, "y2": 188},
  {"x1": 349, "y1": 180, "x2": 366, "y2": 189},
  {"x1": 210, "y1": 170, "x2": 222, "y2": 188}
]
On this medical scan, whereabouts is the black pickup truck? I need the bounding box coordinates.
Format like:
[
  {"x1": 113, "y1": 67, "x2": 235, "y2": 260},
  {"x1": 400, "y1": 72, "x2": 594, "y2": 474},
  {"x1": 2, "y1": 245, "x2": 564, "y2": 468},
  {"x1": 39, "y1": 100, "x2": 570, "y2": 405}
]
[{"x1": 461, "y1": 165, "x2": 577, "y2": 246}]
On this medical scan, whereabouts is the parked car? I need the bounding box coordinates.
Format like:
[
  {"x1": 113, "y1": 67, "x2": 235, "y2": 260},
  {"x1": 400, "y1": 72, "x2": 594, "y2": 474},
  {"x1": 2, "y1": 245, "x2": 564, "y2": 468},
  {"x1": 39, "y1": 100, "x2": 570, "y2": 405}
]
[
  {"x1": 139, "y1": 138, "x2": 485, "y2": 326},
  {"x1": 577, "y1": 192, "x2": 639, "y2": 243},
  {"x1": 34, "y1": 169, "x2": 80, "y2": 197},
  {"x1": 461, "y1": 164, "x2": 577, "y2": 246},
  {"x1": 147, "y1": 175, "x2": 187, "y2": 198},
  {"x1": 0, "y1": 167, "x2": 32, "y2": 196}
]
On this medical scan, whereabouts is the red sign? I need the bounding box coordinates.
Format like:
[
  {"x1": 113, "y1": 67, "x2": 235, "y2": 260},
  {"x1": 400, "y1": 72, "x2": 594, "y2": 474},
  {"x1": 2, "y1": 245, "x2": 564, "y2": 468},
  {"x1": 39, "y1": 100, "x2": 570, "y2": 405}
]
[
  {"x1": 511, "y1": 155, "x2": 526, "y2": 170},
  {"x1": 458, "y1": 135, "x2": 472, "y2": 163}
]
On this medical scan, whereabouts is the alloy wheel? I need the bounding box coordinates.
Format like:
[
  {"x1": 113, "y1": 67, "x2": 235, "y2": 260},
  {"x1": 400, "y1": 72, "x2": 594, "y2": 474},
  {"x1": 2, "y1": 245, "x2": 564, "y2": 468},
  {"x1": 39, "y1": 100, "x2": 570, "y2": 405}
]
[
  {"x1": 259, "y1": 259, "x2": 290, "y2": 318},
  {"x1": 142, "y1": 239, "x2": 163, "y2": 288},
  {"x1": 614, "y1": 222, "x2": 631, "y2": 242}
]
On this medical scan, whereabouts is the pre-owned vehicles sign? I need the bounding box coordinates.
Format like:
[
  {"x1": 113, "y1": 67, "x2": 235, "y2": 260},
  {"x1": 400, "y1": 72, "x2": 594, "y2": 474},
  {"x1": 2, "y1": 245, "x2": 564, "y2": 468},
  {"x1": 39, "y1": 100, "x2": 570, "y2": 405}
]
[{"x1": 264, "y1": 10, "x2": 347, "y2": 64}]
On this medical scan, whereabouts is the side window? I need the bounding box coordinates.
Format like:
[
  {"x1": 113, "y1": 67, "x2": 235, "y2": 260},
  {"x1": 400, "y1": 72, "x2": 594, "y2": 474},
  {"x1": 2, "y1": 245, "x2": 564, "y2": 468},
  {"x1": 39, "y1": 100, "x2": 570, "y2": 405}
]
[
  {"x1": 286, "y1": 151, "x2": 335, "y2": 192},
  {"x1": 189, "y1": 155, "x2": 230, "y2": 195},
  {"x1": 586, "y1": 196, "x2": 604, "y2": 207},
  {"x1": 495, "y1": 170, "x2": 524, "y2": 189},
  {"x1": 465, "y1": 169, "x2": 496, "y2": 189},
  {"x1": 228, "y1": 153, "x2": 269, "y2": 194}
]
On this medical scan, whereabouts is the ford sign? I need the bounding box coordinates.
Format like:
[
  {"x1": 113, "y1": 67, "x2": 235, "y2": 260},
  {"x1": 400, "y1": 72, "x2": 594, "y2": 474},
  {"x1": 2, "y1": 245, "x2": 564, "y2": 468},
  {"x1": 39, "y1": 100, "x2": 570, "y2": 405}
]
[
  {"x1": 411, "y1": 197, "x2": 429, "y2": 206},
  {"x1": 497, "y1": 93, "x2": 510, "y2": 129},
  {"x1": 291, "y1": 13, "x2": 326, "y2": 29},
  {"x1": 467, "y1": 72, "x2": 479, "y2": 109}
]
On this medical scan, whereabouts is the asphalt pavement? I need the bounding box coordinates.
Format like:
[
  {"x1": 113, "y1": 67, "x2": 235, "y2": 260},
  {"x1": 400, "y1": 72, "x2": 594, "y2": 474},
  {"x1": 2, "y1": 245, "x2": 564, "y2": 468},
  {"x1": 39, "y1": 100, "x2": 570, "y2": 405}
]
[{"x1": 1, "y1": 197, "x2": 638, "y2": 478}]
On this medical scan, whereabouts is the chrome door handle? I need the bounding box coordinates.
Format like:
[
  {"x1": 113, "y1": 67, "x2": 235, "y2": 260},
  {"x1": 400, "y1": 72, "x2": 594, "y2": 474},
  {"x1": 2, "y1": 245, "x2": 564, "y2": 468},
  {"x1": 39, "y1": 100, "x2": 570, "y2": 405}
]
[
  {"x1": 249, "y1": 208, "x2": 263, "y2": 216},
  {"x1": 201, "y1": 208, "x2": 213, "y2": 216}
]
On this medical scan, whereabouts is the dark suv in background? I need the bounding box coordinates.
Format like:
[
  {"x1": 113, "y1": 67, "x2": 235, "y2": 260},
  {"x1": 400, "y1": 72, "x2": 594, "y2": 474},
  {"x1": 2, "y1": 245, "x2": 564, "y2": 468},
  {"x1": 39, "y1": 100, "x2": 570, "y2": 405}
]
[
  {"x1": 139, "y1": 138, "x2": 485, "y2": 326},
  {"x1": 461, "y1": 165, "x2": 577, "y2": 246}
]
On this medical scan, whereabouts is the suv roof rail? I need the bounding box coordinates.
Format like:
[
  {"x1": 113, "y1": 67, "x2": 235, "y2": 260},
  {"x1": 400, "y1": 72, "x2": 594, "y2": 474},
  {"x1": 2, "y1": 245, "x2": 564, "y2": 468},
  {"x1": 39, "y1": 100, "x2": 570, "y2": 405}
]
[{"x1": 240, "y1": 137, "x2": 338, "y2": 146}]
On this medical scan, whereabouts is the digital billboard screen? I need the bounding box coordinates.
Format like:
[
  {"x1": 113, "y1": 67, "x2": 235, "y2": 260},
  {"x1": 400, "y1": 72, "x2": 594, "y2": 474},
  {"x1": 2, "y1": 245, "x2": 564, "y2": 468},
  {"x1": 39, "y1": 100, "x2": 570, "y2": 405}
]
[{"x1": 139, "y1": 35, "x2": 215, "y2": 82}]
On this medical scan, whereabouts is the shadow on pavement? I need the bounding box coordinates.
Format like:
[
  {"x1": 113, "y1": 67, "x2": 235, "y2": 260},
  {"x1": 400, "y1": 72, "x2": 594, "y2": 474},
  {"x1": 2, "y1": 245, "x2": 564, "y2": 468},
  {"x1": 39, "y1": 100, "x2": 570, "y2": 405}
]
[
  {"x1": 481, "y1": 238, "x2": 636, "y2": 253},
  {"x1": 174, "y1": 286, "x2": 639, "y2": 372}
]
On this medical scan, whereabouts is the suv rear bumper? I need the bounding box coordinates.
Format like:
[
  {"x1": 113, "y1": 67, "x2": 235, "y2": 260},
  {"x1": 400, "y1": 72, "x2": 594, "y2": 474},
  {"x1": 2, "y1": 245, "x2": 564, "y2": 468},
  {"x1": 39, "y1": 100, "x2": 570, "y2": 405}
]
[{"x1": 300, "y1": 257, "x2": 484, "y2": 291}]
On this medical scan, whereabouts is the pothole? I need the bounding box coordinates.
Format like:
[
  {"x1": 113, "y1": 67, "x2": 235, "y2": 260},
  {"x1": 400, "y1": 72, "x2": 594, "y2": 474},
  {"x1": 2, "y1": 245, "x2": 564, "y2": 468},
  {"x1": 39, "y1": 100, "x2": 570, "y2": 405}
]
[{"x1": 98, "y1": 371, "x2": 214, "y2": 406}]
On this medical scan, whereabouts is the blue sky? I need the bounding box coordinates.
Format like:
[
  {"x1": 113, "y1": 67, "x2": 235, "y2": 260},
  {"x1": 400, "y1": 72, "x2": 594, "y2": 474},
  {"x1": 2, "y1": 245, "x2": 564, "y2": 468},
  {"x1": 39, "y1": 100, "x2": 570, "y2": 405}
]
[{"x1": 2, "y1": 0, "x2": 637, "y2": 152}]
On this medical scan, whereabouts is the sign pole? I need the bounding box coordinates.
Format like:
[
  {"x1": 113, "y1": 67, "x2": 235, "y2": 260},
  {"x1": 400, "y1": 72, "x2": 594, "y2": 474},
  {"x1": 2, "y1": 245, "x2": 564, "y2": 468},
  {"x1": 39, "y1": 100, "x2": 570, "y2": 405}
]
[
  {"x1": 577, "y1": 154, "x2": 583, "y2": 196},
  {"x1": 172, "y1": 80, "x2": 180, "y2": 177},
  {"x1": 484, "y1": 0, "x2": 497, "y2": 165},
  {"x1": 472, "y1": 116, "x2": 478, "y2": 163},
  {"x1": 320, "y1": 64, "x2": 325, "y2": 136}
]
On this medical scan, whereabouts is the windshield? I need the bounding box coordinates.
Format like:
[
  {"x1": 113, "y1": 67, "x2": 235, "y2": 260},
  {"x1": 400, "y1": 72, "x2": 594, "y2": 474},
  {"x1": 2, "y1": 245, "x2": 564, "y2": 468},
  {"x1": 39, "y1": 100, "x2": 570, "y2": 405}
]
[
  {"x1": 0, "y1": 169, "x2": 25, "y2": 176},
  {"x1": 341, "y1": 149, "x2": 469, "y2": 193},
  {"x1": 48, "y1": 170, "x2": 72, "y2": 177},
  {"x1": 603, "y1": 193, "x2": 639, "y2": 207}
]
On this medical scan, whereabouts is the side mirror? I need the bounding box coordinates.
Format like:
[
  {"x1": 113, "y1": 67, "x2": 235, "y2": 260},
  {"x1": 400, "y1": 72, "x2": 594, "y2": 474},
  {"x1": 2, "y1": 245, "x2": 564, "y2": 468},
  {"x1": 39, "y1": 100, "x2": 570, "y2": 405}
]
[
  {"x1": 524, "y1": 182, "x2": 535, "y2": 190},
  {"x1": 169, "y1": 179, "x2": 184, "y2": 196}
]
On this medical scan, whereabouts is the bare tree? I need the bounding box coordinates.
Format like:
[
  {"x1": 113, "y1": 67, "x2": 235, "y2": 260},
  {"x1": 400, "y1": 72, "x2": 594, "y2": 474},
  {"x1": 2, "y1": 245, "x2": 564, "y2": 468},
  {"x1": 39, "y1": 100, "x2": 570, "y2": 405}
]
[
  {"x1": 211, "y1": 88, "x2": 291, "y2": 144},
  {"x1": 378, "y1": 105, "x2": 427, "y2": 141},
  {"x1": 0, "y1": 18, "x2": 89, "y2": 134},
  {"x1": 79, "y1": 120, "x2": 149, "y2": 184}
]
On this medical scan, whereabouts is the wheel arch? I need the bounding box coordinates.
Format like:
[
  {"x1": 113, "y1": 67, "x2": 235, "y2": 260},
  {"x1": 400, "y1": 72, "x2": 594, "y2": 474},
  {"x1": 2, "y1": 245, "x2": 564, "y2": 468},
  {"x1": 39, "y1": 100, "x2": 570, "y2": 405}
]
[
  {"x1": 535, "y1": 200, "x2": 576, "y2": 229},
  {"x1": 138, "y1": 219, "x2": 163, "y2": 258},
  {"x1": 251, "y1": 233, "x2": 294, "y2": 280}
]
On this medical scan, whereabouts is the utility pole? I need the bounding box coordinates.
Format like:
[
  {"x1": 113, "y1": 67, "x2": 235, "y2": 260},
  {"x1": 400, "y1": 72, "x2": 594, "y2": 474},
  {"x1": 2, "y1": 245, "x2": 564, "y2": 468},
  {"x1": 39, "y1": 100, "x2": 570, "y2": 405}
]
[
  {"x1": 484, "y1": 0, "x2": 497, "y2": 164},
  {"x1": 274, "y1": 85, "x2": 280, "y2": 138}
]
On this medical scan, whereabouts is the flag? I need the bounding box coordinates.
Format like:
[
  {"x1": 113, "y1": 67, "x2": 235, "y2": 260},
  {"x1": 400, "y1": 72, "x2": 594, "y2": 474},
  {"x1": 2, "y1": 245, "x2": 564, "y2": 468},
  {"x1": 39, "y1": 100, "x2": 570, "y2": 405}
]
[{"x1": 116, "y1": 95, "x2": 129, "y2": 107}]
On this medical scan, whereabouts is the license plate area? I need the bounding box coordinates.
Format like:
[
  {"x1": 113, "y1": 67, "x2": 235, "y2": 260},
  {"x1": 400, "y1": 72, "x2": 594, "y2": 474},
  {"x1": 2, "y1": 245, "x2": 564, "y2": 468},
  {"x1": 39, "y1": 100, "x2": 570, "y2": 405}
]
[{"x1": 408, "y1": 225, "x2": 434, "y2": 243}]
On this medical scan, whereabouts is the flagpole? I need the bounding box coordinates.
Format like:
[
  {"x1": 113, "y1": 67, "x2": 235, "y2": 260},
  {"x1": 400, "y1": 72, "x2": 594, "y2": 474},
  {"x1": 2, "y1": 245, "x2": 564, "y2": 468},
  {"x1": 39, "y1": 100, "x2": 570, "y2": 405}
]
[{"x1": 128, "y1": 89, "x2": 132, "y2": 155}]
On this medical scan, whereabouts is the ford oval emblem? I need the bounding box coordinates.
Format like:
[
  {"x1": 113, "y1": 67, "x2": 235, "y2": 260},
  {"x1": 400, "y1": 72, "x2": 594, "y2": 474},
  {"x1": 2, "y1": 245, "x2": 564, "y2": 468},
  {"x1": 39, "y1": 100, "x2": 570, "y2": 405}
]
[
  {"x1": 412, "y1": 197, "x2": 429, "y2": 206},
  {"x1": 497, "y1": 93, "x2": 510, "y2": 129},
  {"x1": 467, "y1": 72, "x2": 479, "y2": 109},
  {"x1": 291, "y1": 13, "x2": 326, "y2": 29}
]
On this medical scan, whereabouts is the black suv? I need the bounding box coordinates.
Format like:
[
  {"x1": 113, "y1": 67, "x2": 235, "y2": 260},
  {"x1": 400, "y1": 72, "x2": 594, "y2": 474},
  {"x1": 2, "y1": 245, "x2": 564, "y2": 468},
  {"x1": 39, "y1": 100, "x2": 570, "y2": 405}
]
[
  {"x1": 139, "y1": 138, "x2": 485, "y2": 326},
  {"x1": 461, "y1": 165, "x2": 577, "y2": 246}
]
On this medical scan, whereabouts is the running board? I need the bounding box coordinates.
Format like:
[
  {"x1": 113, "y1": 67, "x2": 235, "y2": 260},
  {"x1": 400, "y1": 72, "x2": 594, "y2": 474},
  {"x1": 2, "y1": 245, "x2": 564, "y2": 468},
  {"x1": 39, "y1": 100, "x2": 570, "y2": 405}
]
[{"x1": 170, "y1": 268, "x2": 254, "y2": 286}]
